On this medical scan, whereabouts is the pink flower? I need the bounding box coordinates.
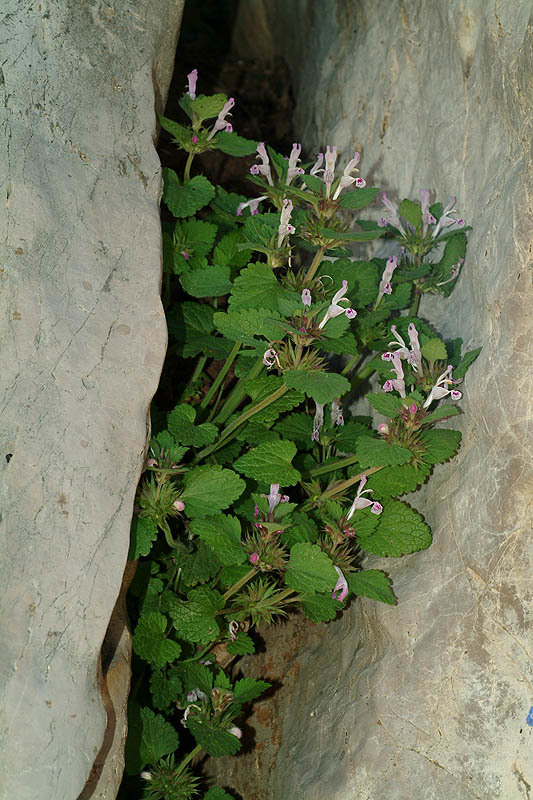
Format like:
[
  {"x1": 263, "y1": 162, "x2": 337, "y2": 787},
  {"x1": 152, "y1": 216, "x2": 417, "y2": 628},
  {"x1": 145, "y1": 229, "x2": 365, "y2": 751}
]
[
  {"x1": 383, "y1": 352, "x2": 406, "y2": 398},
  {"x1": 432, "y1": 197, "x2": 463, "y2": 237},
  {"x1": 380, "y1": 192, "x2": 404, "y2": 232},
  {"x1": 332, "y1": 566, "x2": 348, "y2": 602},
  {"x1": 146, "y1": 458, "x2": 158, "y2": 467},
  {"x1": 423, "y1": 365, "x2": 462, "y2": 408},
  {"x1": 346, "y1": 475, "x2": 383, "y2": 519},
  {"x1": 302, "y1": 288, "x2": 312, "y2": 307},
  {"x1": 207, "y1": 97, "x2": 235, "y2": 140},
  {"x1": 318, "y1": 280, "x2": 350, "y2": 329},
  {"x1": 264, "y1": 484, "x2": 289, "y2": 513},
  {"x1": 250, "y1": 552, "x2": 260, "y2": 564},
  {"x1": 331, "y1": 400, "x2": 344, "y2": 427},
  {"x1": 181, "y1": 250, "x2": 190, "y2": 261},
  {"x1": 377, "y1": 423, "x2": 389, "y2": 435},
  {"x1": 407, "y1": 322, "x2": 423, "y2": 374},
  {"x1": 419, "y1": 188, "x2": 431, "y2": 233},
  {"x1": 173, "y1": 500, "x2": 185, "y2": 512},
  {"x1": 409, "y1": 403, "x2": 418, "y2": 414},
  {"x1": 263, "y1": 348, "x2": 281, "y2": 369},
  {"x1": 437, "y1": 258, "x2": 464, "y2": 286},
  {"x1": 277, "y1": 198, "x2": 296, "y2": 247},
  {"x1": 345, "y1": 307, "x2": 357, "y2": 319},
  {"x1": 286, "y1": 143, "x2": 303, "y2": 185},
  {"x1": 228, "y1": 726, "x2": 242, "y2": 739},
  {"x1": 376, "y1": 256, "x2": 398, "y2": 304},
  {"x1": 236, "y1": 196, "x2": 267, "y2": 216},
  {"x1": 323, "y1": 145, "x2": 338, "y2": 198},
  {"x1": 250, "y1": 142, "x2": 273, "y2": 185},
  {"x1": 332, "y1": 151, "x2": 361, "y2": 200},
  {"x1": 225, "y1": 123, "x2": 233, "y2": 133},
  {"x1": 186, "y1": 68, "x2": 198, "y2": 100},
  {"x1": 312, "y1": 402, "x2": 325, "y2": 441},
  {"x1": 228, "y1": 620, "x2": 239, "y2": 642},
  {"x1": 310, "y1": 152, "x2": 324, "y2": 175},
  {"x1": 192, "y1": 135, "x2": 199, "y2": 144}
]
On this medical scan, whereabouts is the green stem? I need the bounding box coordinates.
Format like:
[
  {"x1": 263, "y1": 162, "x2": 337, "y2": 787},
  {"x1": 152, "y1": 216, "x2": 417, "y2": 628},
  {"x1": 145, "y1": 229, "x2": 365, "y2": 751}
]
[
  {"x1": 200, "y1": 342, "x2": 241, "y2": 411},
  {"x1": 340, "y1": 351, "x2": 361, "y2": 377},
  {"x1": 214, "y1": 357, "x2": 264, "y2": 426},
  {"x1": 191, "y1": 355, "x2": 207, "y2": 383},
  {"x1": 223, "y1": 568, "x2": 257, "y2": 601},
  {"x1": 308, "y1": 454, "x2": 360, "y2": 477},
  {"x1": 303, "y1": 245, "x2": 326, "y2": 284},
  {"x1": 350, "y1": 363, "x2": 375, "y2": 390},
  {"x1": 302, "y1": 465, "x2": 385, "y2": 510},
  {"x1": 184, "y1": 152, "x2": 195, "y2": 182},
  {"x1": 175, "y1": 744, "x2": 202, "y2": 777},
  {"x1": 409, "y1": 290, "x2": 421, "y2": 316}
]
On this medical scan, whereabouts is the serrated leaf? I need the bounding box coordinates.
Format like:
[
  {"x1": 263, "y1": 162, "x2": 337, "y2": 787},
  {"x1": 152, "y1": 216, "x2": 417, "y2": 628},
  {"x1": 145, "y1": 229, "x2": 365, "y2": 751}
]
[
  {"x1": 229, "y1": 263, "x2": 284, "y2": 311},
  {"x1": 381, "y1": 281, "x2": 412, "y2": 310},
  {"x1": 434, "y1": 234, "x2": 467, "y2": 296},
  {"x1": 421, "y1": 337, "x2": 448, "y2": 363},
  {"x1": 236, "y1": 423, "x2": 278, "y2": 447},
  {"x1": 398, "y1": 198, "x2": 423, "y2": 229},
  {"x1": 366, "y1": 463, "x2": 430, "y2": 498},
  {"x1": 150, "y1": 667, "x2": 183, "y2": 710},
  {"x1": 366, "y1": 392, "x2": 404, "y2": 417},
  {"x1": 233, "y1": 677, "x2": 270, "y2": 703},
  {"x1": 163, "y1": 170, "x2": 215, "y2": 218},
  {"x1": 420, "y1": 429, "x2": 462, "y2": 464},
  {"x1": 187, "y1": 719, "x2": 241, "y2": 757},
  {"x1": 181, "y1": 264, "x2": 232, "y2": 298},
  {"x1": 285, "y1": 542, "x2": 337, "y2": 594},
  {"x1": 334, "y1": 421, "x2": 370, "y2": 454},
  {"x1": 283, "y1": 370, "x2": 350, "y2": 405},
  {"x1": 189, "y1": 515, "x2": 245, "y2": 566},
  {"x1": 214, "y1": 308, "x2": 285, "y2": 346},
  {"x1": 234, "y1": 439, "x2": 301, "y2": 486},
  {"x1": 213, "y1": 230, "x2": 251, "y2": 268},
  {"x1": 422, "y1": 405, "x2": 461, "y2": 425},
  {"x1": 132, "y1": 612, "x2": 181, "y2": 667},
  {"x1": 177, "y1": 661, "x2": 214, "y2": 697},
  {"x1": 281, "y1": 511, "x2": 318, "y2": 547},
  {"x1": 175, "y1": 541, "x2": 221, "y2": 587},
  {"x1": 300, "y1": 592, "x2": 340, "y2": 622},
  {"x1": 357, "y1": 436, "x2": 412, "y2": 467},
  {"x1": 300, "y1": 173, "x2": 324, "y2": 193},
  {"x1": 337, "y1": 187, "x2": 380, "y2": 210},
  {"x1": 129, "y1": 516, "x2": 158, "y2": 560},
  {"x1": 245, "y1": 390, "x2": 305, "y2": 425},
  {"x1": 204, "y1": 789, "x2": 236, "y2": 800},
  {"x1": 158, "y1": 114, "x2": 191, "y2": 147},
  {"x1": 226, "y1": 632, "x2": 255, "y2": 655},
  {"x1": 274, "y1": 413, "x2": 313, "y2": 449},
  {"x1": 167, "y1": 586, "x2": 225, "y2": 643},
  {"x1": 213, "y1": 130, "x2": 258, "y2": 155},
  {"x1": 125, "y1": 705, "x2": 180, "y2": 774},
  {"x1": 185, "y1": 92, "x2": 227, "y2": 123},
  {"x1": 182, "y1": 466, "x2": 245, "y2": 517},
  {"x1": 454, "y1": 346, "x2": 482, "y2": 379},
  {"x1": 357, "y1": 500, "x2": 432, "y2": 556},
  {"x1": 167, "y1": 404, "x2": 218, "y2": 447},
  {"x1": 347, "y1": 569, "x2": 396, "y2": 604},
  {"x1": 321, "y1": 226, "x2": 384, "y2": 242}
]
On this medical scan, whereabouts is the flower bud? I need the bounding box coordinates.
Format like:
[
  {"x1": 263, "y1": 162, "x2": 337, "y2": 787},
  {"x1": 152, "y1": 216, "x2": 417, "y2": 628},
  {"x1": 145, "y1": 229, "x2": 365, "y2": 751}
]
[
  {"x1": 250, "y1": 552, "x2": 260, "y2": 564},
  {"x1": 173, "y1": 500, "x2": 185, "y2": 512}
]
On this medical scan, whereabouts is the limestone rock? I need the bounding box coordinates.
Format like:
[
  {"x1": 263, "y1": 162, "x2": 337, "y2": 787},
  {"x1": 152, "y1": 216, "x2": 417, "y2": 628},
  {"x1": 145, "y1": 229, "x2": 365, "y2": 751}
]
[
  {"x1": 231, "y1": 2, "x2": 533, "y2": 798},
  {"x1": 0, "y1": 2, "x2": 183, "y2": 798}
]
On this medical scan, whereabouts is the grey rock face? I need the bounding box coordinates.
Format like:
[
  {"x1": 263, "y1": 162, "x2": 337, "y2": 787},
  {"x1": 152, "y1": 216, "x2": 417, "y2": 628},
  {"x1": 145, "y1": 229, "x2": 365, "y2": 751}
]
[
  {"x1": 232, "y1": 2, "x2": 533, "y2": 798},
  {"x1": 0, "y1": 2, "x2": 183, "y2": 798}
]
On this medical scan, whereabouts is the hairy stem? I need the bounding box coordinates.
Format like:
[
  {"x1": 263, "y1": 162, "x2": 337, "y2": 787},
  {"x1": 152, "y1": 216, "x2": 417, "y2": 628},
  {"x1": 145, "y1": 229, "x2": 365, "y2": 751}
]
[
  {"x1": 175, "y1": 744, "x2": 202, "y2": 777},
  {"x1": 223, "y1": 568, "x2": 257, "y2": 602},
  {"x1": 214, "y1": 357, "x2": 264, "y2": 425},
  {"x1": 200, "y1": 342, "x2": 241, "y2": 411},
  {"x1": 303, "y1": 244, "x2": 326, "y2": 284},
  {"x1": 184, "y1": 152, "x2": 195, "y2": 182},
  {"x1": 308, "y1": 454, "x2": 360, "y2": 477}
]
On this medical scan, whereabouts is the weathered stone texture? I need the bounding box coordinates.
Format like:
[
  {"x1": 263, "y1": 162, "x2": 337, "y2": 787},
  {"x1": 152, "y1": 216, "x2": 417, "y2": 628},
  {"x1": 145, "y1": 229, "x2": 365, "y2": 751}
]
[
  {"x1": 231, "y1": 2, "x2": 533, "y2": 798},
  {"x1": 0, "y1": 2, "x2": 183, "y2": 798}
]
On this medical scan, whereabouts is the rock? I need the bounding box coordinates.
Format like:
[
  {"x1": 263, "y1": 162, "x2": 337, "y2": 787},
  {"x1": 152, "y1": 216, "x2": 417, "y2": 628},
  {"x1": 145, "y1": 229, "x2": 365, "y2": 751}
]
[
  {"x1": 230, "y1": 2, "x2": 533, "y2": 798},
  {"x1": 0, "y1": 3, "x2": 183, "y2": 798}
]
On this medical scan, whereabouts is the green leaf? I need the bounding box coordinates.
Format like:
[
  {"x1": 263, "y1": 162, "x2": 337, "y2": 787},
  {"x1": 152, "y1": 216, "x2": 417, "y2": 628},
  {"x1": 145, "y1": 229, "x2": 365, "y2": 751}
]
[
  {"x1": 204, "y1": 789, "x2": 237, "y2": 800},
  {"x1": 366, "y1": 463, "x2": 430, "y2": 498},
  {"x1": 300, "y1": 592, "x2": 340, "y2": 622},
  {"x1": 423, "y1": 405, "x2": 461, "y2": 425},
  {"x1": 229, "y1": 263, "x2": 284, "y2": 311},
  {"x1": 366, "y1": 392, "x2": 404, "y2": 418},
  {"x1": 320, "y1": 226, "x2": 384, "y2": 242},
  {"x1": 125, "y1": 705, "x2": 180, "y2": 774},
  {"x1": 420, "y1": 429, "x2": 462, "y2": 464},
  {"x1": 454, "y1": 346, "x2": 482, "y2": 379},
  {"x1": 337, "y1": 187, "x2": 380, "y2": 210},
  {"x1": 236, "y1": 423, "x2": 278, "y2": 447},
  {"x1": 283, "y1": 370, "x2": 350, "y2": 405},
  {"x1": 234, "y1": 440, "x2": 301, "y2": 486},
  {"x1": 167, "y1": 586, "x2": 225, "y2": 643},
  {"x1": 213, "y1": 131, "x2": 258, "y2": 155},
  {"x1": 421, "y1": 337, "x2": 448, "y2": 363},
  {"x1": 132, "y1": 612, "x2": 181, "y2": 667},
  {"x1": 189, "y1": 515, "x2": 245, "y2": 566},
  {"x1": 212, "y1": 230, "x2": 251, "y2": 268},
  {"x1": 281, "y1": 511, "x2": 318, "y2": 547},
  {"x1": 182, "y1": 466, "x2": 245, "y2": 517},
  {"x1": 187, "y1": 719, "x2": 241, "y2": 757},
  {"x1": 398, "y1": 198, "x2": 423, "y2": 229},
  {"x1": 162, "y1": 170, "x2": 215, "y2": 218},
  {"x1": 357, "y1": 500, "x2": 432, "y2": 557},
  {"x1": 150, "y1": 667, "x2": 183, "y2": 710},
  {"x1": 157, "y1": 114, "x2": 191, "y2": 147},
  {"x1": 167, "y1": 404, "x2": 218, "y2": 447},
  {"x1": 181, "y1": 264, "x2": 232, "y2": 298},
  {"x1": 380, "y1": 281, "x2": 412, "y2": 310},
  {"x1": 347, "y1": 569, "x2": 396, "y2": 604},
  {"x1": 233, "y1": 677, "x2": 270, "y2": 703},
  {"x1": 357, "y1": 436, "x2": 412, "y2": 467},
  {"x1": 184, "y1": 92, "x2": 227, "y2": 123},
  {"x1": 274, "y1": 413, "x2": 313, "y2": 449},
  {"x1": 214, "y1": 308, "x2": 285, "y2": 346},
  {"x1": 177, "y1": 661, "x2": 214, "y2": 697},
  {"x1": 226, "y1": 631, "x2": 255, "y2": 655},
  {"x1": 300, "y1": 173, "x2": 324, "y2": 193},
  {"x1": 434, "y1": 233, "x2": 467, "y2": 296},
  {"x1": 129, "y1": 516, "x2": 158, "y2": 560},
  {"x1": 334, "y1": 421, "x2": 372, "y2": 454},
  {"x1": 285, "y1": 542, "x2": 338, "y2": 594}
]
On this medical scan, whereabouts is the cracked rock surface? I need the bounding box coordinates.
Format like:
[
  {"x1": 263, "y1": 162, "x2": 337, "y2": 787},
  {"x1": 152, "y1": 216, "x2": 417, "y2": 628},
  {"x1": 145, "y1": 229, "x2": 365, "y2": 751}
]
[
  {"x1": 229, "y1": 2, "x2": 533, "y2": 798},
  {"x1": 0, "y1": 3, "x2": 183, "y2": 798}
]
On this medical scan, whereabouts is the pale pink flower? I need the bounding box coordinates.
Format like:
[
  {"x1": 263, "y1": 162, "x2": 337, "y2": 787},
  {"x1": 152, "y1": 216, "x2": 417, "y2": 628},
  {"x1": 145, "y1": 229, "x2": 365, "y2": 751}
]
[
  {"x1": 264, "y1": 484, "x2": 288, "y2": 513},
  {"x1": 423, "y1": 365, "x2": 462, "y2": 408},
  {"x1": 228, "y1": 726, "x2": 242, "y2": 739},
  {"x1": 376, "y1": 256, "x2": 398, "y2": 304},
  {"x1": 346, "y1": 475, "x2": 383, "y2": 519},
  {"x1": 250, "y1": 142, "x2": 273, "y2": 185},
  {"x1": 318, "y1": 280, "x2": 350, "y2": 329},
  {"x1": 236, "y1": 196, "x2": 267, "y2": 216},
  {"x1": 332, "y1": 151, "x2": 361, "y2": 200},
  {"x1": 383, "y1": 352, "x2": 406, "y2": 398},
  {"x1": 250, "y1": 552, "x2": 259, "y2": 565},
  {"x1": 437, "y1": 258, "x2": 464, "y2": 286},
  {"x1": 432, "y1": 197, "x2": 462, "y2": 237},
  {"x1": 263, "y1": 348, "x2": 281, "y2": 369},
  {"x1": 286, "y1": 143, "x2": 304, "y2": 185},
  {"x1": 173, "y1": 500, "x2": 185, "y2": 512},
  {"x1": 310, "y1": 152, "x2": 324, "y2": 175},
  {"x1": 186, "y1": 68, "x2": 198, "y2": 100},
  {"x1": 345, "y1": 307, "x2": 357, "y2": 319},
  {"x1": 377, "y1": 423, "x2": 389, "y2": 435},
  {"x1": 146, "y1": 458, "x2": 158, "y2": 467},
  {"x1": 332, "y1": 566, "x2": 348, "y2": 602},
  {"x1": 380, "y1": 192, "x2": 404, "y2": 232},
  {"x1": 228, "y1": 620, "x2": 239, "y2": 642},
  {"x1": 407, "y1": 322, "x2": 423, "y2": 374},
  {"x1": 207, "y1": 97, "x2": 235, "y2": 140},
  {"x1": 277, "y1": 198, "x2": 296, "y2": 247},
  {"x1": 331, "y1": 400, "x2": 344, "y2": 427},
  {"x1": 323, "y1": 145, "x2": 338, "y2": 198},
  {"x1": 312, "y1": 402, "x2": 325, "y2": 441},
  {"x1": 302, "y1": 288, "x2": 312, "y2": 307}
]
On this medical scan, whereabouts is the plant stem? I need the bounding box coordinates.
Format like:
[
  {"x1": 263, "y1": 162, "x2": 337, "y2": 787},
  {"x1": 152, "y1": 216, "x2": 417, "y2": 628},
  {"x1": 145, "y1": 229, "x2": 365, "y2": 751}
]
[
  {"x1": 175, "y1": 744, "x2": 202, "y2": 777},
  {"x1": 308, "y1": 454, "x2": 360, "y2": 477},
  {"x1": 214, "y1": 357, "x2": 264, "y2": 426},
  {"x1": 303, "y1": 245, "x2": 326, "y2": 284},
  {"x1": 350, "y1": 363, "x2": 375, "y2": 390},
  {"x1": 200, "y1": 342, "x2": 241, "y2": 411},
  {"x1": 223, "y1": 568, "x2": 257, "y2": 601},
  {"x1": 302, "y1": 465, "x2": 385, "y2": 509},
  {"x1": 409, "y1": 290, "x2": 421, "y2": 316},
  {"x1": 340, "y1": 351, "x2": 361, "y2": 377},
  {"x1": 184, "y1": 152, "x2": 195, "y2": 182}
]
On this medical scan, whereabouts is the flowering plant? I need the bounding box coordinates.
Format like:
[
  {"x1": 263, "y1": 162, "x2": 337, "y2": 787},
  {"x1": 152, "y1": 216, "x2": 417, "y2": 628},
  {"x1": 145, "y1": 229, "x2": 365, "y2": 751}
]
[{"x1": 120, "y1": 72, "x2": 480, "y2": 799}]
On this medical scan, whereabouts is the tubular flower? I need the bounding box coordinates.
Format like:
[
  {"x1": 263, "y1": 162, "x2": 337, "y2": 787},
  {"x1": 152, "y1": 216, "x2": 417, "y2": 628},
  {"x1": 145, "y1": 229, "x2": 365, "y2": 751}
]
[
  {"x1": 286, "y1": 143, "x2": 304, "y2": 185},
  {"x1": 437, "y1": 258, "x2": 464, "y2": 286},
  {"x1": 277, "y1": 198, "x2": 296, "y2": 247},
  {"x1": 236, "y1": 196, "x2": 267, "y2": 216},
  {"x1": 423, "y1": 365, "x2": 462, "y2": 408},
  {"x1": 301, "y1": 288, "x2": 312, "y2": 307},
  {"x1": 419, "y1": 188, "x2": 433, "y2": 234},
  {"x1": 386, "y1": 325, "x2": 410, "y2": 359},
  {"x1": 228, "y1": 726, "x2": 242, "y2": 739},
  {"x1": 332, "y1": 151, "x2": 362, "y2": 199},
  {"x1": 331, "y1": 399, "x2": 344, "y2": 426},
  {"x1": 263, "y1": 348, "x2": 281, "y2": 369},
  {"x1": 376, "y1": 256, "x2": 398, "y2": 304},
  {"x1": 432, "y1": 197, "x2": 465, "y2": 237},
  {"x1": 332, "y1": 566, "x2": 348, "y2": 602},
  {"x1": 186, "y1": 68, "x2": 198, "y2": 100},
  {"x1": 346, "y1": 475, "x2": 383, "y2": 519},
  {"x1": 407, "y1": 322, "x2": 423, "y2": 374},
  {"x1": 318, "y1": 280, "x2": 351, "y2": 328},
  {"x1": 323, "y1": 145, "x2": 338, "y2": 198},
  {"x1": 263, "y1": 484, "x2": 289, "y2": 513},
  {"x1": 383, "y1": 352, "x2": 406, "y2": 397},
  {"x1": 312, "y1": 402, "x2": 325, "y2": 442},
  {"x1": 207, "y1": 97, "x2": 235, "y2": 140},
  {"x1": 228, "y1": 620, "x2": 239, "y2": 642},
  {"x1": 380, "y1": 192, "x2": 404, "y2": 232},
  {"x1": 310, "y1": 152, "x2": 324, "y2": 175},
  {"x1": 250, "y1": 142, "x2": 274, "y2": 185}
]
